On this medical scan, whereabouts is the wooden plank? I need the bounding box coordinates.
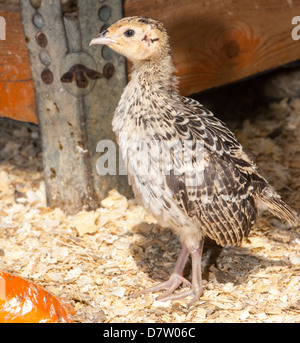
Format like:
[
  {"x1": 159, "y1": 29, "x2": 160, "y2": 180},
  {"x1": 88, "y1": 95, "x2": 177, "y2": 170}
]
[
  {"x1": 1, "y1": 1, "x2": 300, "y2": 124},
  {"x1": 19, "y1": 0, "x2": 128, "y2": 214},
  {"x1": 0, "y1": 9, "x2": 37, "y2": 123},
  {"x1": 124, "y1": 0, "x2": 300, "y2": 95}
]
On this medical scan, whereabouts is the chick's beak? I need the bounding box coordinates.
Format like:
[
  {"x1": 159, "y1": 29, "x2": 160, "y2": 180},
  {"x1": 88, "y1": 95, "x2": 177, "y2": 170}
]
[{"x1": 89, "y1": 30, "x2": 118, "y2": 46}]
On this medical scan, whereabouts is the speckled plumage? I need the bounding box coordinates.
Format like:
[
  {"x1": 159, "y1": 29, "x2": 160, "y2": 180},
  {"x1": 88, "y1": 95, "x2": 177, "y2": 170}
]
[{"x1": 90, "y1": 16, "x2": 298, "y2": 305}]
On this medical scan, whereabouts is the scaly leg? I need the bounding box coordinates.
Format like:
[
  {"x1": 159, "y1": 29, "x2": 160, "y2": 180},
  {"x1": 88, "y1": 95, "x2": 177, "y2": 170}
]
[
  {"x1": 131, "y1": 243, "x2": 190, "y2": 299},
  {"x1": 132, "y1": 239, "x2": 205, "y2": 306},
  {"x1": 156, "y1": 239, "x2": 204, "y2": 306}
]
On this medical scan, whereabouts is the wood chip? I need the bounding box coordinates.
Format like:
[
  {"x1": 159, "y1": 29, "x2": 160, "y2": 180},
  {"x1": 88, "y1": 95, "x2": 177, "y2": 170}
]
[{"x1": 0, "y1": 94, "x2": 299, "y2": 323}]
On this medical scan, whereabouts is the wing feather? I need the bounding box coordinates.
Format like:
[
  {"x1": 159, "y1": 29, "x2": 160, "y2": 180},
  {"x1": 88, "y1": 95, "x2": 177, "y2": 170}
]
[{"x1": 165, "y1": 97, "x2": 262, "y2": 246}]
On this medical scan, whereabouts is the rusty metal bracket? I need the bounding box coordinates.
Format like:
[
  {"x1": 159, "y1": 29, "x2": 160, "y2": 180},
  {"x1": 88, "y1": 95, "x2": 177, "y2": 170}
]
[{"x1": 20, "y1": 0, "x2": 129, "y2": 214}]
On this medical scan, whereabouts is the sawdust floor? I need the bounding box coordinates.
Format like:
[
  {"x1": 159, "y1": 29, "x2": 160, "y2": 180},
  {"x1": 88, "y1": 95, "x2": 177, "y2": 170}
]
[{"x1": 0, "y1": 97, "x2": 299, "y2": 323}]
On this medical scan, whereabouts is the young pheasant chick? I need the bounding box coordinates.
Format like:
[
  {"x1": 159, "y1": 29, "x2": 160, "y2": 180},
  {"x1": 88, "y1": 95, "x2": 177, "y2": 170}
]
[{"x1": 90, "y1": 17, "x2": 298, "y2": 306}]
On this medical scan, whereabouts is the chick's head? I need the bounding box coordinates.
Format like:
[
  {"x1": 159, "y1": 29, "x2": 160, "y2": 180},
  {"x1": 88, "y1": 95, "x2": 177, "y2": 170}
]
[{"x1": 90, "y1": 16, "x2": 170, "y2": 63}]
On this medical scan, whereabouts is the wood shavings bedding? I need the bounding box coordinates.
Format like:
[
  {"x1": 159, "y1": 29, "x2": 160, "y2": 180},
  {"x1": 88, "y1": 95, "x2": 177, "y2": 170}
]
[{"x1": 0, "y1": 97, "x2": 299, "y2": 322}]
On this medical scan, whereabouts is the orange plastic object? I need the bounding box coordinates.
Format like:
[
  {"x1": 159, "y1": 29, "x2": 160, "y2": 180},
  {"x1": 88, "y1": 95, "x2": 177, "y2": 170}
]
[{"x1": 0, "y1": 271, "x2": 75, "y2": 323}]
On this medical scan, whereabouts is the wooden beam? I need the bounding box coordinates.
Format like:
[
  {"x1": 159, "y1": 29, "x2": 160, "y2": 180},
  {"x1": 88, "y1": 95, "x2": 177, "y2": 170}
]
[
  {"x1": 1, "y1": 1, "x2": 300, "y2": 124},
  {"x1": 0, "y1": 8, "x2": 37, "y2": 123},
  {"x1": 18, "y1": 0, "x2": 129, "y2": 214},
  {"x1": 124, "y1": 0, "x2": 300, "y2": 95}
]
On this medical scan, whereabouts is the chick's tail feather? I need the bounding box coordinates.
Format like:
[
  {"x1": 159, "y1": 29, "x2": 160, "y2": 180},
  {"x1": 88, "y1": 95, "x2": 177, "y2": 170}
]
[{"x1": 258, "y1": 194, "x2": 299, "y2": 226}]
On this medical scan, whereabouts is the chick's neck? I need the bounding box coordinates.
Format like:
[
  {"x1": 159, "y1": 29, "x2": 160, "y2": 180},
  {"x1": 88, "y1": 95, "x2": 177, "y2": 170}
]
[{"x1": 130, "y1": 51, "x2": 179, "y2": 94}]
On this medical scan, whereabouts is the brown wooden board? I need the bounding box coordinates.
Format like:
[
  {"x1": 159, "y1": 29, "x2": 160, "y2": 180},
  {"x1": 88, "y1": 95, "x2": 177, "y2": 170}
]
[
  {"x1": 0, "y1": 8, "x2": 37, "y2": 123},
  {"x1": 124, "y1": 0, "x2": 300, "y2": 95},
  {"x1": 1, "y1": 1, "x2": 300, "y2": 123}
]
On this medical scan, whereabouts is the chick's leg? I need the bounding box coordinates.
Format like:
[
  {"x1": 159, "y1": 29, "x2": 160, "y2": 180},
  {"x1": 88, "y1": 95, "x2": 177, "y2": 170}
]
[
  {"x1": 132, "y1": 243, "x2": 190, "y2": 299},
  {"x1": 156, "y1": 239, "x2": 205, "y2": 306},
  {"x1": 132, "y1": 240, "x2": 205, "y2": 306}
]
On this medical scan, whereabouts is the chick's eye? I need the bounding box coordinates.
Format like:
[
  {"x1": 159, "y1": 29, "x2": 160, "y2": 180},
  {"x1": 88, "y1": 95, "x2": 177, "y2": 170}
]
[{"x1": 124, "y1": 29, "x2": 135, "y2": 37}]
